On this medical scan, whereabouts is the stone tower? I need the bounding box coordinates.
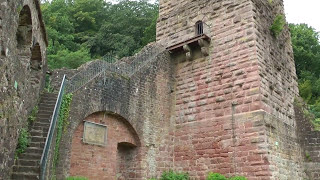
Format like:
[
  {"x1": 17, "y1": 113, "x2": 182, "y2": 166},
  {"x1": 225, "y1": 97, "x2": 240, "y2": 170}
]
[{"x1": 156, "y1": 0, "x2": 308, "y2": 179}]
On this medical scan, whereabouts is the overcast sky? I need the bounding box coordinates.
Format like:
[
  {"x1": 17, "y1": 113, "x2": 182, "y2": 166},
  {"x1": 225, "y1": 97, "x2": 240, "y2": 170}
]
[
  {"x1": 284, "y1": 0, "x2": 320, "y2": 32},
  {"x1": 106, "y1": 0, "x2": 320, "y2": 32}
]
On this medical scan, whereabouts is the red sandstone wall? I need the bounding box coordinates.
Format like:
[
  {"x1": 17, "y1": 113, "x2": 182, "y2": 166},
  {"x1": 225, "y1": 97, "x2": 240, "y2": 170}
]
[
  {"x1": 70, "y1": 112, "x2": 141, "y2": 180},
  {"x1": 157, "y1": 0, "x2": 307, "y2": 179},
  {"x1": 157, "y1": 0, "x2": 273, "y2": 179}
]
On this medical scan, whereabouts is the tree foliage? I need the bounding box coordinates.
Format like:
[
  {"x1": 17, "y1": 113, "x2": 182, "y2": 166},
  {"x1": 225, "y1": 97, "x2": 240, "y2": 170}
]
[
  {"x1": 41, "y1": 0, "x2": 158, "y2": 69},
  {"x1": 290, "y1": 23, "x2": 320, "y2": 127}
]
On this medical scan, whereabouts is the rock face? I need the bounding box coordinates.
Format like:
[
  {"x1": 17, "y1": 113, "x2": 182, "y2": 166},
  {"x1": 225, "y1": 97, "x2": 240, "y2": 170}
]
[{"x1": 0, "y1": 0, "x2": 47, "y2": 179}]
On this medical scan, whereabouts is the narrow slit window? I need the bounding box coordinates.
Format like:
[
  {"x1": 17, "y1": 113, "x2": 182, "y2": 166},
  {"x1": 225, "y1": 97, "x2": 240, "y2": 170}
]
[{"x1": 196, "y1": 21, "x2": 204, "y2": 35}]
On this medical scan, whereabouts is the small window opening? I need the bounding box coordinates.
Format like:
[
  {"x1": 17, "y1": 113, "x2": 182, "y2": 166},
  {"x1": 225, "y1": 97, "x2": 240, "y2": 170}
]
[
  {"x1": 196, "y1": 21, "x2": 204, "y2": 35},
  {"x1": 16, "y1": 5, "x2": 32, "y2": 49}
]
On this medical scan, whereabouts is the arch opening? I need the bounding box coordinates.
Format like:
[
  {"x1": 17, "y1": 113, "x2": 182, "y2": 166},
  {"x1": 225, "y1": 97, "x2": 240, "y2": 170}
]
[
  {"x1": 117, "y1": 142, "x2": 139, "y2": 180},
  {"x1": 30, "y1": 43, "x2": 42, "y2": 86},
  {"x1": 69, "y1": 112, "x2": 141, "y2": 180},
  {"x1": 16, "y1": 5, "x2": 32, "y2": 51}
]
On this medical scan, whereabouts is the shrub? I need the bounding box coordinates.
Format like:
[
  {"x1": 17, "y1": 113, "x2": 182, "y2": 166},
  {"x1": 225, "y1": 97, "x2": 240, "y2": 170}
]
[
  {"x1": 207, "y1": 173, "x2": 227, "y2": 180},
  {"x1": 65, "y1": 177, "x2": 88, "y2": 180},
  {"x1": 160, "y1": 170, "x2": 189, "y2": 180},
  {"x1": 229, "y1": 176, "x2": 248, "y2": 180},
  {"x1": 27, "y1": 106, "x2": 38, "y2": 124},
  {"x1": 15, "y1": 128, "x2": 31, "y2": 158},
  {"x1": 270, "y1": 14, "x2": 285, "y2": 37}
]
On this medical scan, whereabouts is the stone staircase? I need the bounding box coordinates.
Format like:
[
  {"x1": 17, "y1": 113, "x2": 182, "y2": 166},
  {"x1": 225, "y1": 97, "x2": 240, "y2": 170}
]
[{"x1": 11, "y1": 92, "x2": 58, "y2": 180}]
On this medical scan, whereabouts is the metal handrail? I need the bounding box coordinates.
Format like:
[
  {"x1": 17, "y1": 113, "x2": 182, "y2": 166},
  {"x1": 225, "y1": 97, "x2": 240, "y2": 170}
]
[
  {"x1": 39, "y1": 75, "x2": 66, "y2": 180},
  {"x1": 66, "y1": 44, "x2": 166, "y2": 93}
]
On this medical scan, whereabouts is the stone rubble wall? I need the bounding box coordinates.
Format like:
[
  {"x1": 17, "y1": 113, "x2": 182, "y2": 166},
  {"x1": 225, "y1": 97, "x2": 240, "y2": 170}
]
[
  {"x1": 157, "y1": 0, "x2": 274, "y2": 179},
  {"x1": 156, "y1": 0, "x2": 314, "y2": 179},
  {"x1": 53, "y1": 44, "x2": 175, "y2": 179},
  {"x1": 0, "y1": 0, "x2": 47, "y2": 179}
]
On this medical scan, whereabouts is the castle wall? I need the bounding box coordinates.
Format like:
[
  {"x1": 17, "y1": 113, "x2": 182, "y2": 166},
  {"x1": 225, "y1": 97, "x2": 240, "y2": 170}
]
[
  {"x1": 157, "y1": 0, "x2": 310, "y2": 179},
  {"x1": 51, "y1": 0, "x2": 320, "y2": 179},
  {"x1": 0, "y1": 0, "x2": 47, "y2": 178},
  {"x1": 252, "y1": 0, "x2": 308, "y2": 179},
  {"x1": 157, "y1": 0, "x2": 273, "y2": 179},
  {"x1": 55, "y1": 44, "x2": 175, "y2": 179}
]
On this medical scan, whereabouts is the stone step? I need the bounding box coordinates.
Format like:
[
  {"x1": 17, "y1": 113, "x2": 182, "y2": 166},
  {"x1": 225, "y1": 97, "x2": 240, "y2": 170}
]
[
  {"x1": 30, "y1": 131, "x2": 46, "y2": 137},
  {"x1": 37, "y1": 118, "x2": 51, "y2": 124},
  {"x1": 41, "y1": 93, "x2": 58, "y2": 98},
  {"x1": 33, "y1": 122, "x2": 50, "y2": 127},
  {"x1": 32, "y1": 126, "x2": 49, "y2": 132},
  {"x1": 25, "y1": 147, "x2": 43, "y2": 154},
  {"x1": 31, "y1": 136, "x2": 46, "y2": 143},
  {"x1": 38, "y1": 104, "x2": 56, "y2": 109},
  {"x1": 37, "y1": 110, "x2": 54, "y2": 115},
  {"x1": 20, "y1": 153, "x2": 42, "y2": 160},
  {"x1": 38, "y1": 103, "x2": 56, "y2": 109},
  {"x1": 29, "y1": 142, "x2": 45, "y2": 149},
  {"x1": 12, "y1": 166, "x2": 40, "y2": 175},
  {"x1": 17, "y1": 159, "x2": 39, "y2": 166},
  {"x1": 11, "y1": 172, "x2": 39, "y2": 180},
  {"x1": 36, "y1": 114, "x2": 52, "y2": 121}
]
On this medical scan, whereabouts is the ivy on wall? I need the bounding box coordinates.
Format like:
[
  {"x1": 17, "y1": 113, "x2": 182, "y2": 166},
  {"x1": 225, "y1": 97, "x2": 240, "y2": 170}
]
[{"x1": 51, "y1": 93, "x2": 73, "y2": 178}]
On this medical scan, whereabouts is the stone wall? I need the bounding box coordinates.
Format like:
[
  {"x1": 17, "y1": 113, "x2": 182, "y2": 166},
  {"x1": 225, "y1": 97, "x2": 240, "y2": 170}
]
[
  {"x1": 50, "y1": 0, "x2": 320, "y2": 179},
  {"x1": 156, "y1": 0, "x2": 311, "y2": 179},
  {"x1": 252, "y1": 0, "x2": 307, "y2": 179},
  {"x1": 0, "y1": 0, "x2": 47, "y2": 179},
  {"x1": 69, "y1": 112, "x2": 140, "y2": 180},
  {"x1": 54, "y1": 44, "x2": 175, "y2": 179}
]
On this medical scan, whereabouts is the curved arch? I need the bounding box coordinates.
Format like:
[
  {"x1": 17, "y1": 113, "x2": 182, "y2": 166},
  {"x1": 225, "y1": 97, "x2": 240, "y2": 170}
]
[
  {"x1": 30, "y1": 43, "x2": 42, "y2": 70},
  {"x1": 69, "y1": 111, "x2": 142, "y2": 179},
  {"x1": 16, "y1": 5, "x2": 32, "y2": 49},
  {"x1": 30, "y1": 42, "x2": 43, "y2": 86}
]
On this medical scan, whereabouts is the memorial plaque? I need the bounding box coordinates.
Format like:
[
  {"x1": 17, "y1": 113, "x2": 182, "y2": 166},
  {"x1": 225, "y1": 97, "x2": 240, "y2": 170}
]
[{"x1": 83, "y1": 121, "x2": 107, "y2": 146}]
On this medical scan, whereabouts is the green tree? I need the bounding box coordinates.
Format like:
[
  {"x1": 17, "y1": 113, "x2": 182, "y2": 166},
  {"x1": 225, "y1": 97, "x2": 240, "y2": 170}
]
[
  {"x1": 290, "y1": 23, "x2": 320, "y2": 127},
  {"x1": 290, "y1": 24, "x2": 320, "y2": 78},
  {"x1": 88, "y1": 0, "x2": 158, "y2": 58},
  {"x1": 41, "y1": 0, "x2": 159, "y2": 68},
  {"x1": 48, "y1": 48, "x2": 91, "y2": 69}
]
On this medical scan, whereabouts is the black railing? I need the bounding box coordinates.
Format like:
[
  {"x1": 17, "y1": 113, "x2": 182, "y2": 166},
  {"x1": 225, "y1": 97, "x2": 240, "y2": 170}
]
[{"x1": 39, "y1": 75, "x2": 66, "y2": 180}]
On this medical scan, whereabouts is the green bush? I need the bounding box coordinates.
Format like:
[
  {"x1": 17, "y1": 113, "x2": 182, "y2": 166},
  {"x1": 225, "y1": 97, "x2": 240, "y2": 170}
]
[
  {"x1": 207, "y1": 173, "x2": 227, "y2": 180},
  {"x1": 206, "y1": 173, "x2": 247, "y2": 180},
  {"x1": 270, "y1": 14, "x2": 285, "y2": 37},
  {"x1": 65, "y1": 177, "x2": 88, "y2": 180},
  {"x1": 27, "y1": 106, "x2": 38, "y2": 124},
  {"x1": 160, "y1": 170, "x2": 189, "y2": 180},
  {"x1": 15, "y1": 128, "x2": 31, "y2": 158},
  {"x1": 229, "y1": 176, "x2": 248, "y2": 180}
]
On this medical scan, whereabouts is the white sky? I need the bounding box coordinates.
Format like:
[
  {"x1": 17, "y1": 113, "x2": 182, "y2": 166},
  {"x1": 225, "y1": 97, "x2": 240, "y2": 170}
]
[
  {"x1": 284, "y1": 0, "x2": 320, "y2": 32},
  {"x1": 106, "y1": 0, "x2": 320, "y2": 32}
]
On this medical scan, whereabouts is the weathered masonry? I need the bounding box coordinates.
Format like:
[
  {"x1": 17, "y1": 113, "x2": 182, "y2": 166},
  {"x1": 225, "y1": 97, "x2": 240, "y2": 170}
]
[
  {"x1": 48, "y1": 0, "x2": 320, "y2": 179},
  {"x1": 0, "y1": 0, "x2": 48, "y2": 179}
]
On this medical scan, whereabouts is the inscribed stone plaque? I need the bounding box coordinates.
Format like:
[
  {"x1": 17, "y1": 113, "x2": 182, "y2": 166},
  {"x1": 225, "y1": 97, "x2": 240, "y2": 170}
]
[{"x1": 83, "y1": 121, "x2": 107, "y2": 146}]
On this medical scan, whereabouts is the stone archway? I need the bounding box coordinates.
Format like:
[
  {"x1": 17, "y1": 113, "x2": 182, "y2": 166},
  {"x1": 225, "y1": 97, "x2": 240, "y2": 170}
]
[
  {"x1": 69, "y1": 112, "x2": 141, "y2": 180},
  {"x1": 30, "y1": 43, "x2": 42, "y2": 86},
  {"x1": 16, "y1": 5, "x2": 32, "y2": 54},
  {"x1": 116, "y1": 142, "x2": 139, "y2": 180}
]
